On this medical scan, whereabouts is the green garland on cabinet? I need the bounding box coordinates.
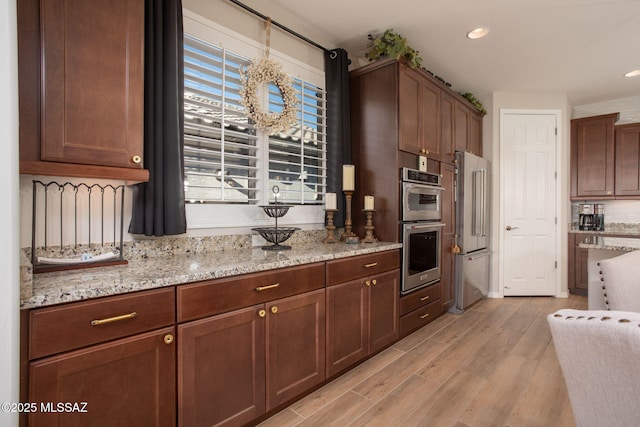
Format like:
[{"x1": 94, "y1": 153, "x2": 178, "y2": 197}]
[
  {"x1": 365, "y1": 29, "x2": 423, "y2": 69},
  {"x1": 459, "y1": 92, "x2": 487, "y2": 116}
]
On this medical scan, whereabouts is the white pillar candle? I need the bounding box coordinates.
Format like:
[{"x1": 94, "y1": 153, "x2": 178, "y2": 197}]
[
  {"x1": 364, "y1": 195, "x2": 374, "y2": 210},
  {"x1": 325, "y1": 192, "x2": 337, "y2": 210},
  {"x1": 343, "y1": 164, "x2": 355, "y2": 191}
]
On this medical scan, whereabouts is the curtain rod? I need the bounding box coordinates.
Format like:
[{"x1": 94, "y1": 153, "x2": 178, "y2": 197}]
[{"x1": 226, "y1": 0, "x2": 332, "y2": 54}]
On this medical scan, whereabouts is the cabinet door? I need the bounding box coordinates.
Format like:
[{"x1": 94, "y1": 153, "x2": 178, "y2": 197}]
[
  {"x1": 454, "y1": 100, "x2": 470, "y2": 153},
  {"x1": 422, "y1": 79, "x2": 441, "y2": 160},
  {"x1": 40, "y1": 0, "x2": 144, "y2": 169},
  {"x1": 440, "y1": 162, "x2": 456, "y2": 309},
  {"x1": 266, "y1": 289, "x2": 325, "y2": 410},
  {"x1": 325, "y1": 278, "x2": 369, "y2": 377},
  {"x1": 440, "y1": 92, "x2": 456, "y2": 164},
  {"x1": 178, "y1": 306, "x2": 265, "y2": 427},
  {"x1": 398, "y1": 66, "x2": 423, "y2": 155},
  {"x1": 369, "y1": 269, "x2": 400, "y2": 353},
  {"x1": 30, "y1": 327, "x2": 175, "y2": 427},
  {"x1": 615, "y1": 124, "x2": 640, "y2": 196},
  {"x1": 571, "y1": 114, "x2": 617, "y2": 198},
  {"x1": 469, "y1": 113, "x2": 483, "y2": 156}
]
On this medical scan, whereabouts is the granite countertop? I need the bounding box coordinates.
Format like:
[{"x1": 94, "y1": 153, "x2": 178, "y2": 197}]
[
  {"x1": 578, "y1": 236, "x2": 640, "y2": 252},
  {"x1": 21, "y1": 241, "x2": 403, "y2": 310}
]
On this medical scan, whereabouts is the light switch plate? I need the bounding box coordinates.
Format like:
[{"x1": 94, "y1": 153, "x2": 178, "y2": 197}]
[{"x1": 418, "y1": 155, "x2": 427, "y2": 172}]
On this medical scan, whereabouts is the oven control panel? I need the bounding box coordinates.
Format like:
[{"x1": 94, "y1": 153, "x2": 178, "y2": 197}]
[{"x1": 401, "y1": 168, "x2": 441, "y2": 186}]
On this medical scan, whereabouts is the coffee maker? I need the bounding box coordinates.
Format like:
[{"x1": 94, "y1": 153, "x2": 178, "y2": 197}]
[
  {"x1": 579, "y1": 204, "x2": 594, "y2": 230},
  {"x1": 594, "y1": 204, "x2": 605, "y2": 231}
]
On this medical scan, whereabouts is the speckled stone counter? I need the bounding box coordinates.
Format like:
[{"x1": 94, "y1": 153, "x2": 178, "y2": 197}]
[
  {"x1": 568, "y1": 223, "x2": 640, "y2": 237},
  {"x1": 20, "y1": 241, "x2": 403, "y2": 310}
]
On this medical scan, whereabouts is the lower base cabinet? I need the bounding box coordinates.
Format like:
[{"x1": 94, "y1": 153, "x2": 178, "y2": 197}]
[
  {"x1": 29, "y1": 327, "x2": 176, "y2": 426},
  {"x1": 399, "y1": 282, "x2": 442, "y2": 336},
  {"x1": 178, "y1": 289, "x2": 326, "y2": 427},
  {"x1": 325, "y1": 256, "x2": 400, "y2": 378}
]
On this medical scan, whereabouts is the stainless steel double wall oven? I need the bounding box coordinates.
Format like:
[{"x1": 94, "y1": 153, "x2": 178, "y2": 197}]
[{"x1": 400, "y1": 168, "x2": 445, "y2": 294}]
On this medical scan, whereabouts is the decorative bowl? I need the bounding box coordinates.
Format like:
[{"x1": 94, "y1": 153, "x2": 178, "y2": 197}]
[
  {"x1": 252, "y1": 227, "x2": 300, "y2": 250},
  {"x1": 259, "y1": 205, "x2": 294, "y2": 218}
]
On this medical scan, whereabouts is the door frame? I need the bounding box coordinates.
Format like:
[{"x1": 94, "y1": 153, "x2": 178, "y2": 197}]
[{"x1": 498, "y1": 109, "x2": 564, "y2": 297}]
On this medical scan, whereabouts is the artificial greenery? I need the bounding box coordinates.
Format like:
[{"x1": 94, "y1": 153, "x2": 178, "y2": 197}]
[
  {"x1": 366, "y1": 29, "x2": 423, "y2": 69},
  {"x1": 459, "y1": 92, "x2": 487, "y2": 116}
]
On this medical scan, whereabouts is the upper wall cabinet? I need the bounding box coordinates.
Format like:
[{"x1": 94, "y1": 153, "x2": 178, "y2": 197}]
[
  {"x1": 454, "y1": 99, "x2": 482, "y2": 157},
  {"x1": 614, "y1": 123, "x2": 640, "y2": 197},
  {"x1": 570, "y1": 113, "x2": 618, "y2": 199},
  {"x1": 398, "y1": 65, "x2": 441, "y2": 160},
  {"x1": 18, "y1": 0, "x2": 149, "y2": 182}
]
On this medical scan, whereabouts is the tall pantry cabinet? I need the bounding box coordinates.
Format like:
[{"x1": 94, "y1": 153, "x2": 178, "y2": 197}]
[{"x1": 349, "y1": 57, "x2": 484, "y2": 330}]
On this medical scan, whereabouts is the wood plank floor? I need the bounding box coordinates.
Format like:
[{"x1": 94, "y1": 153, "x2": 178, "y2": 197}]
[{"x1": 258, "y1": 294, "x2": 588, "y2": 427}]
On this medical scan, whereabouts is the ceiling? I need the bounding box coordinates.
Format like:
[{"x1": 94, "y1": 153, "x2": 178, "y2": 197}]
[{"x1": 266, "y1": 0, "x2": 640, "y2": 106}]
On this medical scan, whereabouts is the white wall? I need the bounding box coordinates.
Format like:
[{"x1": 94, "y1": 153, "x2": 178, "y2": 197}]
[
  {"x1": 479, "y1": 91, "x2": 572, "y2": 297},
  {"x1": 572, "y1": 95, "x2": 640, "y2": 124},
  {"x1": 1, "y1": 0, "x2": 20, "y2": 423}
]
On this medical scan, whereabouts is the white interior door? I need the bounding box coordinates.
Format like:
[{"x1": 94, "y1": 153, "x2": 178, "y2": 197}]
[{"x1": 502, "y1": 112, "x2": 558, "y2": 296}]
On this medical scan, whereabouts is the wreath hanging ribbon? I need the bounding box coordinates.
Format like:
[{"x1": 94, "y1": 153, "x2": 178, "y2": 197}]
[{"x1": 240, "y1": 18, "x2": 298, "y2": 134}]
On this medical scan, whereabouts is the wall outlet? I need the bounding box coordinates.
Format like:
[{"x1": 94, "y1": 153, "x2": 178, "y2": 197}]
[{"x1": 418, "y1": 156, "x2": 427, "y2": 172}]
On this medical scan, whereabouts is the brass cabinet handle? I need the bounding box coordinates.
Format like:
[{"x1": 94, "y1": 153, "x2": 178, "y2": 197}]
[
  {"x1": 365, "y1": 280, "x2": 371, "y2": 287},
  {"x1": 132, "y1": 155, "x2": 142, "y2": 164},
  {"x1": 258, "y1": 309, "x2": 266, "y2": 318},
  {"x1": 271, "y1": 306, "x2": 278, "y2": 314},
  {"x1": 90, "y1": 312, "x2": 137, "y2": 326},
  {"x1": 163, "y1": 334, "x2": 174, "y2": 345},
  {"x1": 420, "y1": 312, "x2": 430, "y2": 319},
  {"x1": 364, "y1": 262, "x2": 378, "y2": 268},
  {"x1": 420, "y1": 295, "x2": 430, "y2": 301},
  {"x1": 255, "y1": 283, "x2": 280, "y2": 292},
  {"x1": 372, "y1": 279, "x2": 377, "y2": 285}
]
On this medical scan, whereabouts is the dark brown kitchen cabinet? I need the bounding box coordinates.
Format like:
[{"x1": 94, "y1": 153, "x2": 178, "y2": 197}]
[
  {"x1": 399, "y1": 282, "x2": 442, "y2": 335},
  {"x1": 568, "y1": 234, "x2": 593, "y2": 296},
  {"x1": 177, "y1": 265, "x2": 326, "y2": 427},
  {"x1": 440, "y1": 92, "x2": 456, "y2": 164},
  {"x1": 615, "y1": 123, "x2": 640, "y2": 197},
  {"x1": 570, "y1": 113, "x2": 619, "y2": 199},
  {"x1": 454, "y1": 99, "x2": 483, "y2": 156},
  {"x1": 27, "y1": 288, "x2": 177, "y2": 426},
  {"x1": 398, "y1": 64, "x2": 441, "y2": 160},
  {"x1": 325, "y1": 251, "x2": 400, "y2": 377},
  {"x1": 17, "y1": 0, "x2": 148, "y2": 182},
  {"x1": 440, "y1": 162, "x2": 456, "y2": 310}
]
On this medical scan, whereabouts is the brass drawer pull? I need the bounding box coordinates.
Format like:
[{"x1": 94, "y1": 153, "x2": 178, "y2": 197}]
[
  {"x1": 258, "y1": 309, "x2": 266, "y2": 318},
  {"x1": 372, "y1": 279, "x2": 377, "y2": 285},
  {"x1": 420, "y1": 312, "x2": 430, "y2": 319},
  {"x1": 420, "y1": 295, "x2": 430, "y2": 301},
  {"x1": 271, "y1": 306, "x2": 278, "y2": 314},
  {"x1": 90, "y1": 312, "x2": 137, "y2": 326},
  {"x1": 364, "y1": 262, "x2": 378, "y2": 268},
  {"x1": 163, "y1": 334, "x2": 174, "y2": 345},
  {"x1": 255, "y1": 283, "x2": 280, "y2": 292}
]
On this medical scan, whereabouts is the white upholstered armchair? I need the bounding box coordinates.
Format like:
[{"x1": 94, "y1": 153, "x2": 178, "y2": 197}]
[
  {"x1": 547, "y1": 309, "x2": 640, "y2": 427},
  {"x1": 597, "y1": 250, "x2": 640, "y2": 312}
]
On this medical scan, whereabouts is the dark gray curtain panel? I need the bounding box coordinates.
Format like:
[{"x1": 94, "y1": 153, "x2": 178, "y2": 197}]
[
  {"x1": 129, "y1": 0, "x2": 187, "y2": 236},
  {"x1": 324, "y1": 48, "x2": 351, "y2": 227}
]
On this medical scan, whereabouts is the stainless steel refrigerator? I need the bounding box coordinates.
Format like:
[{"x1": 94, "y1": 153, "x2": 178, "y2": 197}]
[{"x1": 450, "y1": 151, "x2": 491, "y2": 314}]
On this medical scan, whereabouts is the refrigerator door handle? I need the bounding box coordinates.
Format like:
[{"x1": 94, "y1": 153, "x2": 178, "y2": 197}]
[{"x1": 472, "y1": 169, "x2": 483, "y2": 236}]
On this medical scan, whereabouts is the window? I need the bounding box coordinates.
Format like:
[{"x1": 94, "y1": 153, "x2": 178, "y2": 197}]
[{"x1": 183, "y1": 34, "x2": 326, "y2": 206}]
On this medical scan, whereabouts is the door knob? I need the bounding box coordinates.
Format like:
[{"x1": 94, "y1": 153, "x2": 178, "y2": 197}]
[{"x1": 506, "y1": 226, "x2": 519, "y2": 231}]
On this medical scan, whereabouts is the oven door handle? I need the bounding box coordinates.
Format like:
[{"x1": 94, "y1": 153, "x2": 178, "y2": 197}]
[{"x1": 406, "y1": 222, "x2": 446, "y2": 230}]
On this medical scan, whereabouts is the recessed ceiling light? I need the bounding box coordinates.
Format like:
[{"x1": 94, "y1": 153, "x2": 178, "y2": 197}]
[
  {"x1": 624, "y1": 69, "x2": 640, "y2": 77},
  {"x1": 467, "y1": 27, "x2": 489, "y2": 39}
]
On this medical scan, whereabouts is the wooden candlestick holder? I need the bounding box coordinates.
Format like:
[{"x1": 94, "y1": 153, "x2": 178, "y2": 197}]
[
  {"x1": 323, "y1": 209, "x2": 338, "y2": 243},
  {"x1": 341, "y1": 190, "x2": 359, "y2": 243},
  {"x1": 362, "y1": 209, "x2": 377, "y2": 243}
]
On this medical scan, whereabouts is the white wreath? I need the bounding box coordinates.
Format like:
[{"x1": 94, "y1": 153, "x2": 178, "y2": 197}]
[{"x1": 240, "y1": 57, "x2": 298, "y2": 134}]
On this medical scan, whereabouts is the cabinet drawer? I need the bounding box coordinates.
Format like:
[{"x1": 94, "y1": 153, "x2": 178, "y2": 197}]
[
  {"x1": 399, "y1": 300, "x2": 442, "y2": 336},
  {"x1": 29, "y1": 287, "x2": 175, "y2": 360},
  {"x1": 326, "y1": 250, "x2": 400, "y2": 286},
  {"x1": 178, "y1": 263, "x2": 325, "y2": 322},
  {"x1": 400, "y1": 283, "x2": 441, "y2": 316}
]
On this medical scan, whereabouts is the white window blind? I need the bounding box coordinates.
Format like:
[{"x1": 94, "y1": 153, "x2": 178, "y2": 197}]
[
  {"x1": 267, "y1": 80, "x2": 326, "y2": 204},
  {"x1": 184, "y1": 35, "x2": 258, "y2": 203},
  {"x1": 183, "y1": 32, "x2": 326, "y2": 206}
]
